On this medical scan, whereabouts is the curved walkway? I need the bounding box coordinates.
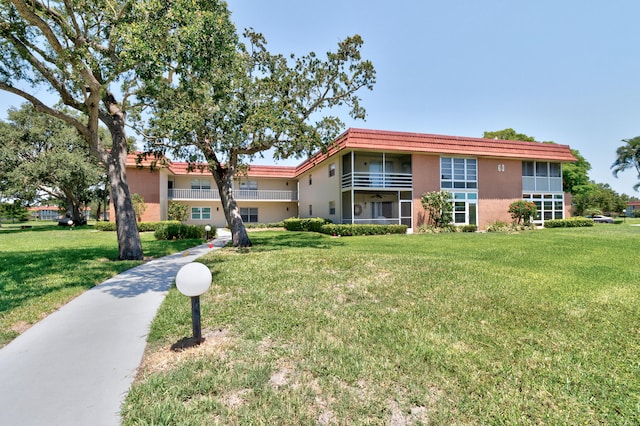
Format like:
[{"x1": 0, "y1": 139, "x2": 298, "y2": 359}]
[{"x1": 0, "y1": 230, "x2": 231, "y2": 426}]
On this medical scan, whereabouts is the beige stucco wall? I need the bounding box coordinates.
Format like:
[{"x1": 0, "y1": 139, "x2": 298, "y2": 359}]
[{"x1": 297, "y1": 160, "x2": 341, "y2": 221}]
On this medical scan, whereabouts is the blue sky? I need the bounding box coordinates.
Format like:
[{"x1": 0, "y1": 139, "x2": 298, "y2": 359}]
[
  {"x1": 1, "y1": 1, "x2": 639, "y2": 195},
  {"x1": 226, "y1": 0, "x2": 640, "y2": 195}
]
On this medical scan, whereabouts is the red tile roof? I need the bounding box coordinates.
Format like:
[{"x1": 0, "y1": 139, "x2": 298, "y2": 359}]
[
  {"x1": 296, "y1": 128, "x2": 577, "y2": 175},
  {"x1": 127, "y1": 128, "x2": 577, "y2": 179}
]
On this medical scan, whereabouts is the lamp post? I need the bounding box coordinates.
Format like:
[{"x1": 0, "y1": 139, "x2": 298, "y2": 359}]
[
  {"x1": 175, "y1": 262, "x2": 212, "y2": 344},
  {"x1": 205, "y1": 224, "x2": 211, "y2": 240},
  {"x1": 623, "y1": 209, "x2": 626, "y2": 223},
  {"x1": 67, "y1": 219, "x2": 73, "y2": 230}
]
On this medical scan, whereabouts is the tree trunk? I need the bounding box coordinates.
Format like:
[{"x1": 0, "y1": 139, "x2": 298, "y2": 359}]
[
  {"x1": 211, "y1": 166, "x2": 252, "y2": 248},
  {"x1": 105, "y1": 118, "x2": 143, "y2": 260}
]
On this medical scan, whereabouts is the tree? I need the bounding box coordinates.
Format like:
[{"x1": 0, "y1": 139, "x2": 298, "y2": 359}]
[
  {"x1": 135, "y1": 6, "x2": 376, "y2": 247},
  {"x1": 0, "y1": 104, "x2": 103, "y2": 223},
  {"x1": 508, "y1": 200, "x2": 537, "y2": 225},
  {"x1": 483, "y1": 128, "x2": 536, "y2": 142},
  {"x1": 562, "y1": 149, "x2": 591, "y2": 193},
  {"x1": 0, "y1": 0, "x2": 145, "y2": 259},
  {"x1": 420, "y1": 191, "x2": 453, "y2": 228},
  {"x1": 612, "y1": 136, "x2": 640, "y2": 191},
  {"x1": 168, "y1": 201, "x2": 189, "y2": 222},
  {"x1": 131, "y1": 193, "x2": 146, "y2": 222}
]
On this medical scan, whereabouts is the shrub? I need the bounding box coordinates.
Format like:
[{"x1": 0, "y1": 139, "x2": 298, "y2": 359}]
[
  {"x1": 420, "y1": 191, "x2": 453, "y2": 228},
  {"x1": 486, "y1": 221, "x2": 536, "y2": 233},
  {"x1": 94, "y1": 220, "x2": 181, "y2": 232},
  {"x1": 544, "y1": 217, "x2": 594, "y2": 228},
  {"x1": 168, "y1": 202, "x2": 190, "y2": 222},
  {"x1": 458, "y1": 224, "x2": 477, "y2": 233},
  {"x1": 320, "y1": 224, "x2": 407, "y2": 236},
  {"x1": 509, "y1": 200, "x2": 537, "y2": 225},
  {"x1": 416, "y1": 223, "x2": 457, "y2": 234},
  {"x1": 94, "y1": 221, "x2": 116, "y2": 231},
  {"x1": 283, "y1": 217, "x2": 332, "y2": 232},
  {"x1": 154, "y1": 223, "x2": 208, "y2": 240}
]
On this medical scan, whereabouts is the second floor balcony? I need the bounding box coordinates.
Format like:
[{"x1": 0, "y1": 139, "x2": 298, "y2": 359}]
[
  {"x1": 341, "y1": 172, "x2": 413, "y2": 189},
  {"x1": 169, "y1": 188, "x2": 298, "y2": 202}
]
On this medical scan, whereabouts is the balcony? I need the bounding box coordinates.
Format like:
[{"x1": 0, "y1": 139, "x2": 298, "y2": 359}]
[
  {"x1": 168, "y1": 189, "x2": 298, "y2": 202},
  {"x1": 341, "y1": 172, "x2": 413, "y2": 189}
]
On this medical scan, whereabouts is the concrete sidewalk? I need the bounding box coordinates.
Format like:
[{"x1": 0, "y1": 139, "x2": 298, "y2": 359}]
[{"x1": 0, "y1": 230, "x2": 231, "y2": 426}]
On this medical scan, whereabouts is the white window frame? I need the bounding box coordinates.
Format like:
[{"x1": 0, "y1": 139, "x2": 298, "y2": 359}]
[
  {"x1": 191, "y1": 207, "x2": 211, "y2": 220},
  {"x1": 240, "y1": 207, "x2": 258, "y2": 223},
  {"x1": 441, "y1": 157, "x2": 477, "y2": 190}
]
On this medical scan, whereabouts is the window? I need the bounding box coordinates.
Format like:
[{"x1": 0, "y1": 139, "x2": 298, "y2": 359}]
[
  {"x1": 240, "y1": 207, "x2": 258, "y2": 223},
  {"x1": 309, "y1": 205, "x2": 313, "y2": 216},
  {"x1": 441, "y1": 157, "x2": 477, "y2": 189},
  {"x1": 329, "y1": 201, "x2": 336, "y2": 215},
  {"x1": 522, "y1": 193, "x2": 564, "y2": 223},
  {"x1": 191, "y1": 179, "x2": 211, "y2": 190},
  {"x1": 239, "y1": 180, "x2": 258, "y2": 190},
  {"x1": 329, "y1": 163, "x2": 336, "y2": 177},
  {"x1": 522, "y1": 161, "x2": 562, "y2": 192},
  {"x1": 450, "y1": 192, "x2": 477, "y2": 225},
  {"x1": 191, "y1": 207, "x2": 211, "y2": 220}
]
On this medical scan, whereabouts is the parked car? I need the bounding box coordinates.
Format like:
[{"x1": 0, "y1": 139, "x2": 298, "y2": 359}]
[{"x1": 585, "y1": 214, "x2": 614, "y2": 224}]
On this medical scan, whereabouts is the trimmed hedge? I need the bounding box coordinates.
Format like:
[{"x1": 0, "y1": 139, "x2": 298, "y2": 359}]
[
  {"x1": 283, "y1": 217, "x2": 332, "y2": 232},
  {"x1": 94, "y1": 220, "x2": 182, "y2": 232},
  {"x1": 320, "y1": 223, "x2": 408, "y2": 236},
  {"x1": 544, "y1": 217, "x2": 594, "y2": 228},
  {"x1": 154, "y1": 223, "x2": 210, "y2": 240}
]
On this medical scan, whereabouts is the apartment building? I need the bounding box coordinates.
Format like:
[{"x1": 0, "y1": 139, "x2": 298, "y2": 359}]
[{"x1": 124, "y1": 128, "x2": 577, "y2": 230}]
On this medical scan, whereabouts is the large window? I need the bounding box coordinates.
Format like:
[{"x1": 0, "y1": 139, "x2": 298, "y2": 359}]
[
  {"x1": 441, "y1": 157, "x2": 477, "y2": 189},
  {"x1": 240, "y1": 207, "x2": 258, "y2": 223},
  {"x1": 191, "y1": 179, "x2": 211, "y2": 190},
  {"x1": 523, "y1": 193, "x2": 564, "y2": 222},
  {"x1": 329, "y1": 201, "x2": 336, "y2": 215},
  {"x1": 522, "y1": 161, "x2": 562, "y2": 192},
  {"x1": 191, "y1": 207, "x2": 211, "y2": 220},
  {"x1": 239, "y1": 180, "x2": 258, "y2": 190}
]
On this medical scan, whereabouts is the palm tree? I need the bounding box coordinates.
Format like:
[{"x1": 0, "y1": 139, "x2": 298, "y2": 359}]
[{"x1": 612, "y1": 137, "x2": 640, "y2": 191}]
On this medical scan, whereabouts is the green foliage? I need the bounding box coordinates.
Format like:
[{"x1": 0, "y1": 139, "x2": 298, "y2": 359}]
[
  {"x1": 562, "y1": 149, "x2": 592, "y2": 193},
  {"x1": 0, "y1": 104, "x2": 104, "y2": 221},
  {"x1": 416, "y1": 223, "x2": 458, "y2": 233},
  {"x1": 132, "y1": 4, "x2": 375, "y2": 247},
  {"x1": 167, "y1": 202, "x2": 190, "y2": 222},
  {"x1": 612, "y1": 136, "x2": 640, "y2": 191},
  {"x1": 486, "y1": 221, "x2": 536, "y2": 233},
  {"x1": 244, "y1": 222, "x2": 285, "y2": 229},
  {"x1": 154, "y1": 223, "x2": 207, "y2": 240},
  {"x1": 95, "y1": 221, "x2": 181, "y2": 232},
  {"x1": 572, "y1": 182, "x2": 628, "y2": 216},
  {"x1": 420, "y1": 191, "x2": 453, "y2": 228},
  {"x1": 283, "y1": 218, "x2": 332, "y2": 232},
  {"x1": 483, "y1": 128, "x2": 537, "y2": 142},
  {"x1": 131, "y1": 194, "x2": 146, "y2": 222},
  {"x1": 320, "y1": 224, "x2": 407, "y2": 236},
  {"x1": 544, "y1": 217, "x2": 594, "y2": 228},
  {"x1": 0, "y1": 201, "x2": 29, "y2": 222},
  {"x1": 458, "y1": 224, "x2": 477, "y2": 232},
  {"x1": 508, "y1": 200, "x2": 537, "y2": 225}
]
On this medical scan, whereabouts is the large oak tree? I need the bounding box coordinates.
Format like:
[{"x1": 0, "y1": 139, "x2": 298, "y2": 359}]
[
  {"x1": 0, "y1": 0, "x2": 146, "y2": 259},
  {"x1": 135, "y1": 7, "x2": 376, "y2": 247}
]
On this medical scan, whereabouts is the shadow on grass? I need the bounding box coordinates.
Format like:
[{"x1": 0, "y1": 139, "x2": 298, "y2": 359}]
[{"x1": 244, "y1": 231, "x2": 343, "y2": 252}]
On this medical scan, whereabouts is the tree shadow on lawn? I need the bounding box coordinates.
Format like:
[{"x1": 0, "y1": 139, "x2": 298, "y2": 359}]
[
  {"x1": 245, "y1": 231, "x2": 344, "y2": 252},
  {"x1": 0, "y1": 246, "x2": 130, "y2": 314}
]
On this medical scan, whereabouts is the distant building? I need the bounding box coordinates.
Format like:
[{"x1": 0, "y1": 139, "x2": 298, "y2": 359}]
[
  {"x1": 121, "y1": 127, "x2": 577, "y2": 230},
  {"x1": 627, "y1": 201, "x2": 640, "y2": 217},
  {"x1": 28, "y1": 205, "x2": 91, "y2": 221}
]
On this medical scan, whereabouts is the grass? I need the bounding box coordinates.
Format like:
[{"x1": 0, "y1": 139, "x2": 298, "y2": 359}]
[
  {"x1": 0, "y1": 221, "x2": 203, "y2": 347},
  {"x1": 121, "y1": 224, "x2": 640, "y2": 425}
]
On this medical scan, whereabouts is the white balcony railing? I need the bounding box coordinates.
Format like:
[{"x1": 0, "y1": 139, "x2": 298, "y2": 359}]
[
  {"x1": 341, "y1": 172, "x2": 413, "y2": 189},
  {"x1": 169, "y1": 189, "x2": 298, "y2": 201}
]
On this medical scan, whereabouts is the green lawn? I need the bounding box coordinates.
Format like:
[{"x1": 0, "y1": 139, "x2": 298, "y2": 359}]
[
  {"x1": 121, "y1": 224, "x2": 640, "y2": 425},
  {"x1": 0, "y1": 222, "x2": 202, "y2": 347}
]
